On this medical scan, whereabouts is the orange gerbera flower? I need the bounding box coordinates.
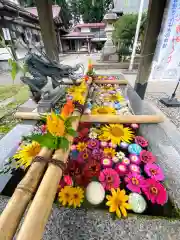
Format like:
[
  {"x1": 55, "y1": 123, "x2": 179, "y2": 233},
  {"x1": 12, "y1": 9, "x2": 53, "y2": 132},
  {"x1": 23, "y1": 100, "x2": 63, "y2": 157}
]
[{"x1": 61, "y1": 100, "x2": 74, "y2": 118}]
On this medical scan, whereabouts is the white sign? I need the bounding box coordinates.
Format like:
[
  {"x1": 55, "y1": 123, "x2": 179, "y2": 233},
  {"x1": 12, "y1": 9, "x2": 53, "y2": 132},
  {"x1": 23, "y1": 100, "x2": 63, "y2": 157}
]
[
  {"x1": 2, "y1": 28, "x2": 11, "y2": 41},
  {"x1": 150, "y1": 0, "x2": 180, "y2": 81}
]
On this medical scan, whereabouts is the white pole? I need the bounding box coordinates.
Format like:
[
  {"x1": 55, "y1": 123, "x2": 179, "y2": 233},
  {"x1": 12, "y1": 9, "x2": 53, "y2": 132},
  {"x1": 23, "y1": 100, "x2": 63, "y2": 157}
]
[{"x1": 129, "y1": 0, "x2": 145, "y2": 71}]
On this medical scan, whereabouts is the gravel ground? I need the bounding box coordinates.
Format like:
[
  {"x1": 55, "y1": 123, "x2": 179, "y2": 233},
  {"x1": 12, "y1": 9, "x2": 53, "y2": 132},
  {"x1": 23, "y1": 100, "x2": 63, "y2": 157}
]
[{"x1": 146, "y1": 92, "x2": 180, "y2": 130}]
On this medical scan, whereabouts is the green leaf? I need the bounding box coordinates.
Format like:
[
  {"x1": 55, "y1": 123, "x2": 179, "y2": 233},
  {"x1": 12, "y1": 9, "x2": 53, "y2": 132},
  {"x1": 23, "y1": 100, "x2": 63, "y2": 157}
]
[
  {"x1": 64, "y1": 116, "x2": 78, "y2": 128},
  {"x1": 30, "y1": 133, "x2": 57, "y2": 149},
  {"x1": 67, "y1": 128, "x2": 78, "y2": 137},
  {"x1": 59, "y1": 137, "x2": 69, "y2": 151}
]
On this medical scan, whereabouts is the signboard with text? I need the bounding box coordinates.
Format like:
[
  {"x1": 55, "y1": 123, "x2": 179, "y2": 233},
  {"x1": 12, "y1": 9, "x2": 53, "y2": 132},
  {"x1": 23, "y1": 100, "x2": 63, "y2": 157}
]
[{"x1": 149, "y1": 0, "x2": 180, "y2": 81}]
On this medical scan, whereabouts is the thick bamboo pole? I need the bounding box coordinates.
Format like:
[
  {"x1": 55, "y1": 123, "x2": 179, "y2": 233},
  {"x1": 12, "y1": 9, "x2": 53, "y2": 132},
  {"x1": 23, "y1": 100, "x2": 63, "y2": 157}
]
[
  {"x1": 81, "y1": 114, "x2": 164, "y2": 123},
  {"x1": 0, "y1": 147, "x2": 53, "y2": 240},
  {"x1": 94, "y1": 79, "x2": 128, "y2": 84},
  {"x1": 15, "y1": 112, "x2": 164, "y2": 123},
  {"x1": 16, "y1": 81, "x2": 92, "y2": 240}
]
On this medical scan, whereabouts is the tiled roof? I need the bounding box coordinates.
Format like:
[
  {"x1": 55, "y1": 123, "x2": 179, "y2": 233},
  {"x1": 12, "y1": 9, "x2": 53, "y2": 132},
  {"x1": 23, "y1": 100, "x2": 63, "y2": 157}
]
[
  {"x1": 25, "y1": 5, "x2": 61, "y2": 18},
  {"x1": 62, "y1": 32, "x2": 95, "y2": 39},
  {"x1": 75, "y1": 23, "x2": 105, "y2": 28}
]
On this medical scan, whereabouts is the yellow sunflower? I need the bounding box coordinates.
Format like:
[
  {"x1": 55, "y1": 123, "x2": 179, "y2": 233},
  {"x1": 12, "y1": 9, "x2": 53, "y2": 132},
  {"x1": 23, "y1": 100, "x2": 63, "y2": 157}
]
[
  {"x1": 76, "y1": 142, "x2": 87, "y2": 152},
  {"x1": 91, "y1": 106, "x2": 116, "y2": 115},
  {"x1": 106, "y1": 188, "x2": 131, "y2": 218},
  {"x1": 69, "y1": 187, "x2": 84, "y2": 208},
  {"x1": 99, "y1": 124, "x2": 134, "y2": 145},
  {"x1": 58, "y1": 186, "x2": 73, "y2": 206},
  {"x1": 103, "y1": 148, "x2": 116, "y2": 158},
  {"x1": 72, "y1": 92, "x2": 85, "y2": 104},
  {"x1": 14, "y1": 141, "x2": 41, "y2": 169},
  {"x1": 101, "y1": 85, "x2": 115, "y2": 92},
  {"x1": 104, "y1": 93, "x2": 125, "y2": 102},
  {"x1": 47, "y1": 111, "x2": 65, "y2": 137}
]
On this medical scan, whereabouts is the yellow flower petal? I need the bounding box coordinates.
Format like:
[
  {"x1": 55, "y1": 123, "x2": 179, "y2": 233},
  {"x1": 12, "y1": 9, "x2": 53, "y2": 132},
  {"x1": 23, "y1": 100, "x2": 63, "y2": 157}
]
[
  {"x1": 110, "y1": 204, "x2": 117, "y2": 213},
  {"x1": 120, "y1": 206, "x2": 127, "y2": 217},
  {"x1": 116, "y1": 207, "x2": 121, "y2": 218},
  {"x1": 122, "y1": 203, "x2": 132, "y2": 210}
]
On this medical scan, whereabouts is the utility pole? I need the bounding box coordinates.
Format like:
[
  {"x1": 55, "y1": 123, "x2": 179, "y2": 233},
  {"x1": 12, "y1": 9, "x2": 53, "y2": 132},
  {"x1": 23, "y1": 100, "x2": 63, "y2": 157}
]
[
  {"x1": 134, "y1": 0, "x2": 167, "y2": 99},
  {"x1": 129, "y1": 0, "x2": 144, "y2": 71},
  {"x1": 35, "y1": 0, "x2": 59, "y2": 61}
]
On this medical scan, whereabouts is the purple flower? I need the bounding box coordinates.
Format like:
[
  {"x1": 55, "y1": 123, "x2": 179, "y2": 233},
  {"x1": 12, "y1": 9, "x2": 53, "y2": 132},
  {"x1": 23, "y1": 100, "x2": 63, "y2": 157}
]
[
  {"x1": 144, "y1": 163, "x2": 165, "y2": 181},
  {"x1": 77, "y1": 149, "x2": 91, "y2": 163},
  {"x1": 87, "y1": 139, "x2": 100, "y2": 149},
  {"x1": 92, "y1": 148, "x2": 103, "y2": 160},
  {"x1": 125, "y1": 172, "x2": 145, "y2": 193}
]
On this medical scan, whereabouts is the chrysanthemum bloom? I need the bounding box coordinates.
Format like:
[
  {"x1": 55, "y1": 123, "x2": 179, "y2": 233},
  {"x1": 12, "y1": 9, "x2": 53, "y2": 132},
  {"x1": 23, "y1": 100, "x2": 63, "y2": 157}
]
[
  {"x1": 129, "y1": 154, "x2": 141, "y2": 165},
  {"x1": 99, "y1": 168, "x2": 120, "y2": 190},
  {"x1": 115, "y1": 163, "x2": 128, "y2": 176},
  {"x1": 109, "y1": 142, "x2": 117, "y2": 149},
  {"x1": 92, "y1": 148, "x2": 104, "y2": 160},
  {"x1": 14, "y1": 141, "x2": 41, "y2": 169},
  {"x1": 87, "y1": 139, "x2": 100, "y2": 149},
  {"x1": 125, "y1": 172, "x2": 145, "y2": 193},
  {"x1": 58, "y1": 186, "x2": 73, "y2": 206},
  {"x1": 122, "y1": 157, "x2": 130, "y2": 166},
  {"x1": 135, "y1": 136, "x2": 148, "y2": 148},
  {"x1": 89, "y1": 131, "x2": 98, "y2": 139},
  {"x1": 101, "y1": 158, "x2": 113, "y2": 168},
  {"x1": 144, "y1": 163, "x2": 165, "y2": 181},
  {"x1": 106, "y1": 188, "x2": 131, "y2": 218},
  {"x1": 103, "y1": 148, "x2": 116, "y2": 159},
  {"x1": 140, "y1": 150, "x2": 156, "y2": 164},
  {"x1": 47, "y1": 111, "x2": 65, "y2": 137},
  {"x1": 84, "y1": 159, "x2": 101, "y2": 178},
  {"x1": 99, "y1": 124, "x2": 134, "y2": 145},
  {"x1": 130, "y1": 123, "x2": 139, "y2": 129},
  {"x1": 129, "y1": 164, "x2": 140, "y2": 174},
  {"x1": 100, "y1": 141, "x2": 108, "y2": 148},
  {"x1": 142, "y1": 179, "x2": 168, "y2": 205},
  {"x1": 76, "y1": 142, "x2": 87, "y2": 152},
  {"x1": 116, "y1": 151, "x2": 125, "y2": 160},
  {"x1": 69, "y1": 187, "x2": 84, "y2": 208}
]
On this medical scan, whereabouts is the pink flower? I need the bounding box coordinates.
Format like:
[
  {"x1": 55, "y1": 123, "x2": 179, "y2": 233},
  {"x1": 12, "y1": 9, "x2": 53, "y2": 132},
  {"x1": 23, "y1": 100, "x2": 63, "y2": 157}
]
[
  {"x1": 125, "y1": 172, "x2": 145, "y2": 193},
  {"x1": 64, "y1": 175, "x2": 73, "y2": 186},
  {"x1": 122, "y1": 157, "x2": 130, "y2": 166},
  {"x1": 100, "y1": 141, "x2": 108, "y2": 148},
  {"x1": 115, "y1": 163, "x2": 128, "y2": 176},
  {"x1": 131, "y1": 123, "x2": 139, "y2": 129},
  {"x1": 144, "y1": 163, "x2": 165, "y2": 181},
  {"x1": 129, "y1": 164, "x2": 140, "y2": 174},
  {"x1": 142, "y1": 179, "x2": 168, "y2": 205},
  {"x1": 87, "y1": 139, "x2": 99, "y2": 149},
  {"x1": 140, "y1": 150, "x2": 156, "y2": 164},
  {"x1": 109, "y1": 142, "x2": 117, "y2": 148},
  {"x1": 70, "y1": 145, "x2": 76, "y2": 151},
  {"x1": 99, "y1": 168, "x2": 120, "y2": 190},
  {"x1": 101, "y1": 158, "x2": 113, "y2": 168},
  {"x1": 92, "y1": 148, "x2": 103, "y2": 160},
  {"x1": 129, "y1": 154, "x2": 141, "y2": 165},
  {"x1": 77, "y1": 149, "x2": 91, "y2": 163},
  {"x1": 135, "y1": 136, "x2": 148, "y2": 148}
]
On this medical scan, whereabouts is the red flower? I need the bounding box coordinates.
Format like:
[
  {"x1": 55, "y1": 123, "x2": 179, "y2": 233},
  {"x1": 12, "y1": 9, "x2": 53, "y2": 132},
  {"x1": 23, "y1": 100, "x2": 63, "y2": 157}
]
[
  {"x1": 78, "y1": 128, "x2": 89, "y2": 138},
  {"x1": 75, "y1": 174, "x2": 91, "y2": 187},
  {"x1": 135, "y1": 136, "x2": 148, "y2": 148},
  {"x1": 142, "y1": 178, "x2": 168, "y2": 205},
  {"x1": 84, "y1": 159, "x2": 101, "y2": 178},
  {"x1": 140, "y1": 150, "x2": 156, "y2": 164},
  {"x1": 65, "y1": 161, "x2": 82, "y2": 177}
]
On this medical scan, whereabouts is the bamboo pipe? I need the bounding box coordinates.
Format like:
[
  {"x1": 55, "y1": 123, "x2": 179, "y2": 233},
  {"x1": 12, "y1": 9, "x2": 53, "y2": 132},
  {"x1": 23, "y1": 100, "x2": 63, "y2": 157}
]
[
  {"x1": 16, "y1": 81, "x2": 92, "y2": 240},
  {"x1": 15, "y1": 112, "x2": 164, "y2": 124},
  {"x1": 81, "y1": 114, "x2": 164, "y2": 123},
  {"x1": 94, "y1": 79, "x2": 128, "y2": 84},
  {"x1": 0, "y1": 147, "x2": 53, "y2": 240}
]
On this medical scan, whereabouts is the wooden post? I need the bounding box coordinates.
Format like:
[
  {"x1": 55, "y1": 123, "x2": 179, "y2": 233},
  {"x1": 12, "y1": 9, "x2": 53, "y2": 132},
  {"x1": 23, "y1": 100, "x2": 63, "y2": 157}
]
[
  {"x1": 134, "y1": 0, "x2": 167, "y2": 99},
  {"x1": 16, "y1": 80, "x2": 92, "y2": 240},
  {"x1": 35, "y1": 0, "x2": 59, "y2": 61}
]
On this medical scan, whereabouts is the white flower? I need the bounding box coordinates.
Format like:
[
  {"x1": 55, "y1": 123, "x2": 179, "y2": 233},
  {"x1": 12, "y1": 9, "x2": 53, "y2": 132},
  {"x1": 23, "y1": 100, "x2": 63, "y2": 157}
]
[
  {"x1": 128, "y1": 193, "x2": 147, "y2": 213},
  {"x1": 89, "y1": 132, "x2": 98, "y2": 139},
  {"x1": 112, "y1": 156, "x2": 119, "y2": 163},
  {"x1": 86, "y1": 181, "x2": 105, "y2": 205},
  {"x1": 116, "y1": 151, "x2": 125, "y2": 160}
]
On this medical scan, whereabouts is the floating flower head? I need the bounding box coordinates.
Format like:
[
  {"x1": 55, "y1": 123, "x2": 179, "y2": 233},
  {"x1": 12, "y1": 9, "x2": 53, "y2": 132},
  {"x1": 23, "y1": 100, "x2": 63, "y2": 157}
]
[
  {"x1": 135, "y1": 136, "x2": 148, "y2": 148},
  {"x1": 125, "y1": 172, "x2": 145, "y2": 193},
  {"x1": 122, "y1": 157, "x2": 130, "y2": 166},
  {"x1": 112, "y1": 156, "x2": 119, "y2": 163},
  {"x1": 116, "y1": 151, "x2": 125, "y2": 160},
  {"x1": 115, "y1": 163, "x2": 128, "y2": 176},
  {"x1": 130, "y1": 123, "x2": 139, "y2": 130},
  {"x1": 77, "y1": 149, "x2": 91, "y2": 163},
  {"x1": 84, "y1": 159, "x2": 101, "y2": 178},
  {"x1": 89, "y1": 131, "x2": 98, "y2": 139},
  {"x1": 142, "y1": 179, "x2": 168, "y2": 205},
  {"x1": 101, "y1": 158, "x2": 113, "y2": 168},
  {"x1": 99, "y1": 168, "x2": 120, "y2": 190},
  {"x1": 129, "y1": 154, "x2": 141, "y2": 165},
  {"x1": 58, "y1": 186, "x2": 73, "y2": 206},
  {"x1": 104, "y1": 93, "x2": 124, "y2": 103},
  {"x1": 140, "y1": 150, "x2": 156, "y2": 164},
  {"x1": 61, "y1": 100, "x2": 74, "y2": 119},
  {"x1": 69, "y1": 187, "x2": 84, "y2": 208},
  {"x1": 106, "y1": 188, "x2": 131, "y2": 218},
  {"x1": 109, "y1": 142, "x2": 117, "y2": 149},
  {"x1": 103, "y1": 148, "x2": 116, "y2": 159},
  {"x1": 87, "y1": 139, "x2": 99, "y2": 149},
  {"x1": 99, "y1": 124, "x2": 134, "y2": 145},
  {"x1": 120, "y1": 142, "x2": 129, "y2": 149},
  {"x1": 92, "y1": 148, "x2": 103, "y2": 160},
  {"x1": 129, "y1": 164, "x2": 140, "y2": 174},
  {"x1": 65, "y1": 161, "x2": 81, "y2": 177},
  {"x1": 76, "y1": 142, "x2": 87, "y2": 152},
  {"x1": 47, "y1": 111, "x2": 65, "y2": 137},
  {"x1": 144, "y1": 163, "x2": 165, "y2": 181},
  {"x1": 14, "y1": 141, "x2": 41, "y2": 169},
  {"x1": 100, "y1": 141, "x2": 108, "y2": 148},
  {"x1": 92, "y1": 106, "x2": 116, "y2": 115},
  {"x1": 128, "y1": 144, "x2": 142, "y2": 155}
]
